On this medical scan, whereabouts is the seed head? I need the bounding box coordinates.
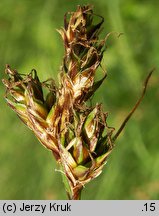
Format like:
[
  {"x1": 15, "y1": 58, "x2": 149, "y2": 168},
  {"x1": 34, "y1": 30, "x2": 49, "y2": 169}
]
[{"x1": 2, "y1": 5, "x2": 152, "y2": 199}]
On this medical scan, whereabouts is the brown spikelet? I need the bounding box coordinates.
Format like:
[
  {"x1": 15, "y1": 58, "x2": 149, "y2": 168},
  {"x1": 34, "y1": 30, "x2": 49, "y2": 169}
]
[{"x1": 2, "y1": 5, "x2": 153, "y2": 199}]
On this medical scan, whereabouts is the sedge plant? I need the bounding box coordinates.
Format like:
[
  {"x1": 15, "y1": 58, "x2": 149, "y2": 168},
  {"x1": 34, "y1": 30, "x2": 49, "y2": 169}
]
[{"x1": 2, "y1": 5, "x2": 153, "y2": 200}]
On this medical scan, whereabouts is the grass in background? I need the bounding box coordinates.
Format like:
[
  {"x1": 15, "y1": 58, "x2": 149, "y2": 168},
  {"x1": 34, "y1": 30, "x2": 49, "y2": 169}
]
[{"x1": 0, "y1": 0, "x2": 158, "y2": 199}]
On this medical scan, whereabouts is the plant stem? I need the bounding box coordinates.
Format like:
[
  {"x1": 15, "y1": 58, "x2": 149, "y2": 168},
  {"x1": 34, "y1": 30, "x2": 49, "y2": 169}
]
[
  {"x1": 59, "y1": 164, "x2": 82, "y2": 200},
  {"x1": 69, "y1": 185, "x2": 83, "y2": 200}
]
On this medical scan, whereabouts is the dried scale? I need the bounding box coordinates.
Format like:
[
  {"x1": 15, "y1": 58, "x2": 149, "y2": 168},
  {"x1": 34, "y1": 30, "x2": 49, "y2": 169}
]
[{"x1": 2, "y1": 5, "x2": 153, "y2": 199}]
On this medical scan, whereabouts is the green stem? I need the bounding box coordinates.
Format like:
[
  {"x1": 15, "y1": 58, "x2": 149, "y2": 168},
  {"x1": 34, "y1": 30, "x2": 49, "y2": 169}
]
[{"x1": 59, "y1": 164, "x2": 82, "y2": 200}]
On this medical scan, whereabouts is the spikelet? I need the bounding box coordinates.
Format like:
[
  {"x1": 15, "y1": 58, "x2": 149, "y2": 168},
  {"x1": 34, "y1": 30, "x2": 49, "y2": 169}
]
[{"x1": 2, "y1": 5, "x2": 152, "y2": 199}]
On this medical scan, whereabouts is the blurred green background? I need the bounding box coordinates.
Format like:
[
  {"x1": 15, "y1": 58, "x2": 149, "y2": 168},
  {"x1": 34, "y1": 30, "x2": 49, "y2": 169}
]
[{"x1": 0, "y1": 0, "x2": 159, "y2": 200}]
